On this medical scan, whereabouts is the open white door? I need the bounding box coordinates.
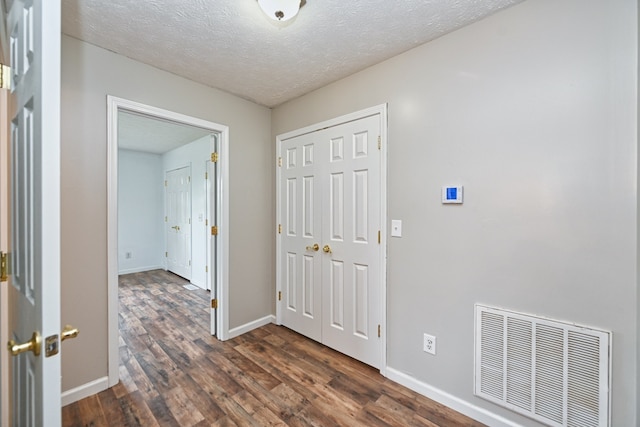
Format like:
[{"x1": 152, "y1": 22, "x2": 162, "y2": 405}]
[{"x1": 6, "y1": 0, "x2": 62, "y2": 425}]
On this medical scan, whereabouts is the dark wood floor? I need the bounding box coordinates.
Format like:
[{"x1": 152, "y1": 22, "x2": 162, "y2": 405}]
[{"x1": 62, "y1": 269, "x2": 485, "y2": 427}]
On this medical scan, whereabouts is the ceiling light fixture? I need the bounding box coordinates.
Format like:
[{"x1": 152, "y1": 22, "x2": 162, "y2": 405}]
[{"x1": 257, "y1": 0, "x2": 304, "y2": 22}]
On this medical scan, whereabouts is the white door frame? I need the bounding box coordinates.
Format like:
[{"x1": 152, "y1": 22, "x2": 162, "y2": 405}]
[
  {"x1": 0, "y1": 77, "x2": 10, "y2": 427},
  {"x1": 107, "y1": 96, "x2": 230, "y2": 387},
  {"x1": 275, "y1": 104, "x2": 388, "y2": 375}
]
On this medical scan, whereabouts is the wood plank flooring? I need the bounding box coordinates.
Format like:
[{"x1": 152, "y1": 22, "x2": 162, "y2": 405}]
[{"x1": 62, "y1": 269, "x2": 486, "y2": 427}]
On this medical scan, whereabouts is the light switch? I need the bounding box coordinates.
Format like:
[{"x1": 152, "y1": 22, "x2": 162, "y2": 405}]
[{"x1": 391, "y1": 220, "x2": 402, "y2": 237}]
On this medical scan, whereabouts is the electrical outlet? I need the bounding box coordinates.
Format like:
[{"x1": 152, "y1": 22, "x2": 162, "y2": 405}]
[{"x1": 423, "y1": 333, "x2": 436, "y2": 355}]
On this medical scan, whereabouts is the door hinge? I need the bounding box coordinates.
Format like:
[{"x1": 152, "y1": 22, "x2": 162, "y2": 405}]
[
  {"x1": 1, "y1": 251, "x2": 8, "y2": 282},
  {"x1": 211, "y1": 226, "x2": 218, "y2": 236},
  {"x1": 211, "y1": 152, "x2": 219, "y2": 163},
  {"x1": 189, "y1": 260, "x2": 191, "y2": 266},
  {"x1": 211, "y1": 299, "x2": 218, "y2": 309},
  {"x1": 378, "y1": 324, "x2": 381, "y2": 338},
  {"x1": 378, "y1": 135, "x2": 381, "y2": 150},
  {"x1": 188, "y1": 218, "x2": 191, "y2": 224},
  {"x1": 205, "y1": 266, "x2": 208, "y2": 273},
  {"x1": 165, "y1": 251, "x2": 168, "y2": 257},
  {"x1": 164, "y1": 180, "x2": 167, "y2": 187},
  {"x1": 205, "y1": 172, "x2": 208, "y2": 180},
  {"x1": 278, "y1": 291, "x2": 282, "y2": 301},
  {"x1": 165, "y1": 216, "x2": 167, "y2": 222},
  {"x1": 278, "y1": 224, "x2": 282, "y2": 234},
  {"x1": 188, "y1": 176, "x2": 191, "y2": 183},
  {"x1": 278, "y1": 157, "x2": 282, "y2": 167},
  {"x1": 378, "y1": 230, "x2": 381, "y2": 244},
  {"x1": 205, "y1": 219, "x2": 208, "y2": 226},
  {"x1": 0, "y1": 65, "x2": 11, "y2": 90}
]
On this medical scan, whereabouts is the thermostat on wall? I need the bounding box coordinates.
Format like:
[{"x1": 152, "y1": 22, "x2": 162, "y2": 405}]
[{"x1": 442, "y1": 186, "x2": 463, "y2": 204}]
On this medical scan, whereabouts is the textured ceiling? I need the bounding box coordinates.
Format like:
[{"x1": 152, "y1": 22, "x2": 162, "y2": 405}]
[
  {"x1": 118, "y1": 111, "x2": 213, "y2": 154},
  {"x1": 61, "y1": 0, "x2": 524, "y2": 108}
]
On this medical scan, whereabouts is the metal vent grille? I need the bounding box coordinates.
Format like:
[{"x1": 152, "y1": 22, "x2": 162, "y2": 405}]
[{"x1": 475, "y1": 305, "x2": 611, "y2": 427}]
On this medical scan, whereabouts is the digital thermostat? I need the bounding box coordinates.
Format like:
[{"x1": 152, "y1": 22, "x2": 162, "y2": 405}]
[{"x1": 442, "y1": 186, "x2": 463, "y2": 204}]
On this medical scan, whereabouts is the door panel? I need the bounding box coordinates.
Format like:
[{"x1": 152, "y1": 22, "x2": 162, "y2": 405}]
[
  {"x1": 7, "y1": 0, "x2": 61, "y2": 425},
  {"x1": 280, "y1": 132, "x2": 322, "y2": 341},
  {"x1": 321, "y1": 114, "x2": 381, "y2": 368},
  {"x1": 280, "y1": 114, "x2": 382, "y2": 368},
  {"x1": 166, "y1": 166, "x2": 191, "y2": 280}
]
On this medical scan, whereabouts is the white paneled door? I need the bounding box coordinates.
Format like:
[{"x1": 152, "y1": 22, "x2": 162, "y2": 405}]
[
  {"x1": 166, "y1": 166, "x2": 192, "y2": 280},
  {"x1": 280, "y1": 130, "x2": 322, "y2": 342},
  {"x1": 5, "y1": 0, "x2": 62, "y2": 426},
  {"x1": 279, "y1": 112, "x2": 383, "y2": 368}
]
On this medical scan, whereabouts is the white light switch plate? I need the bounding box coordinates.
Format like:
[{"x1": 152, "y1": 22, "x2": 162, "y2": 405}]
[{"x1": 391, "y1": 220, "x2": 402, "y2": 237}]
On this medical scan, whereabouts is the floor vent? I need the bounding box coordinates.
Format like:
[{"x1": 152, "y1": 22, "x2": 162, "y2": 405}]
[{"x1": 474, "y1": 304, "x2": 611, "y2": 427}]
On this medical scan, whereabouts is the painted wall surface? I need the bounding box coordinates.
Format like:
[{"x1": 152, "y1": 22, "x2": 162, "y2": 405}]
[
  {"x1": 162, "y1": 135, "x2": 212, "y2": 288},
  {"x1": 273, "y1": 1, "x2": 637, "y2": 426},
  {"x1": 117, "y1": 149, "x2": 164, "y2": 274},
  {"x1": 61, "y1": 35, "x2": 273, "y2": 392}
]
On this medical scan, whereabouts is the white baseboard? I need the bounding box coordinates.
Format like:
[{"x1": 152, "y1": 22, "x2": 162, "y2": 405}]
[
  {"x1": 227, "y1": 315, "x2": 276, "y2": 339},
  {"x1": 118, "y1": 265, "x2": 164, "y2": 275},
  {"x1": 385, "y1": 367, "x2": 523, "y2": 427},
  {"x1": 61, "y1": 376, "x2": 109, "y2": 407}
]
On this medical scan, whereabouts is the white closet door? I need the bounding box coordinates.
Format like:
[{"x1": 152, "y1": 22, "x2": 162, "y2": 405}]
[
  {"x1": 280, "y1": 131, "x2": 322, "y2": 342},
  {"x1": 279, "y1": 113, "x2": 382, "y2": 368},
  {"x1": 320, "y1": 114, "x2": 382, "y2": 368}
]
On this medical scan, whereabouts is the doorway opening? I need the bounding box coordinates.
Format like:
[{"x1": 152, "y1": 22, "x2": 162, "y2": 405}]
[{"x1": 107, "y1": 96, "x2": 230, "y2": 387}]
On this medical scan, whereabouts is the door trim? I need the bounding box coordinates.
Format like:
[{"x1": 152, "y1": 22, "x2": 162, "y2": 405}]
[
  {"x1": 107, "y1": 96, "x2": 231, "y2": 387},
  {"x1": 0, "y1": 82, "x2": 10, "y2": 427},
  {"x1": 275, "y1": 104, "x2": 388, "y2": 375}
]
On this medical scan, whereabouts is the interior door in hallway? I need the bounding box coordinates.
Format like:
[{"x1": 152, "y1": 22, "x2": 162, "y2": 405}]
[
  {"x1": 5, "y1": 0, "x2": 62, "y2": 425},
  {"x1": 166, "y1": 166, "x2": 192, "y2": 280},
  {"x1": 279, "y1": 113, "x2": 382, "y2": 368}
]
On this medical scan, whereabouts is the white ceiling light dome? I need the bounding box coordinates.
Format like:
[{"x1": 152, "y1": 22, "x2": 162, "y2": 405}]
[{"x1": 257, "y1": 0, "x2": 302, "y2": 21}]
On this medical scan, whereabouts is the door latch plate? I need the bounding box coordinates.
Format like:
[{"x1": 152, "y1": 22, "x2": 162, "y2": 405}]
[{"x1": 45, "y1": 334, "x2": 59, "y2": 357}]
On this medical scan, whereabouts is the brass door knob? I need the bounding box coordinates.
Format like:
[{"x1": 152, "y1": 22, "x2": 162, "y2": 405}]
[
  {"x1": 8, "y1": 331, "x2": 41, "y2": 357},
  {"x1": 61, "y1": 325, "x2": 79, "y2": 342},
  {"x1": 306, "y1": 243, "x2": 319, "y2": 252},
  {"x1": 323, "y1": 245, "x2": 332, "y2": 254}
]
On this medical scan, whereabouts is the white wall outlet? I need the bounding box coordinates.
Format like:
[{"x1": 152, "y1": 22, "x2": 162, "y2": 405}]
[{"x1": 424, "y1": 333, "x2": 436, "y2": 355}]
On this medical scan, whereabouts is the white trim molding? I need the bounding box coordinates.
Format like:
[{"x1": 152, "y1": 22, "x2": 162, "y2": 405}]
[
  {"x1": 228, "y1": 315, "x2": 276, "y2": 339},
  {"x1": 117, "y1": 265, "x2": 165, "y2": 275},
  {"x1": 61, "y1": 376, "x2": 109, "y2": 407},
  {"x1": 385, "y1": 367, "x2": 523, "y2": 427},
  {"x1": 107, "y1": 96, "x2": 230, "y2": 387}
]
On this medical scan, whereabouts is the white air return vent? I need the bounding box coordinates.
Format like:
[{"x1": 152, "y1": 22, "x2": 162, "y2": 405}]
[{"x1": 474, "y1": 305, "x2": 611, "y2": 427}]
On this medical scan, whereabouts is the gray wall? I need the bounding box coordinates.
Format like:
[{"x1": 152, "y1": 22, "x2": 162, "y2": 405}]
[
  {"x1": 61, "y1": 35, "x2": 273, "y2": 391},
  {"x1": 272, "y1": 1, "x2": 637, "y2": 426},
  {"x1": 117, "y1": 149, "x2": 164, "y2": 274}
]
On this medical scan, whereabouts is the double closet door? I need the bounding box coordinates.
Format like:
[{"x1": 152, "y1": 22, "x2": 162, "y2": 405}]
[{"x1": 279, "y1": 113, "x2": 382, "y2": 368}]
